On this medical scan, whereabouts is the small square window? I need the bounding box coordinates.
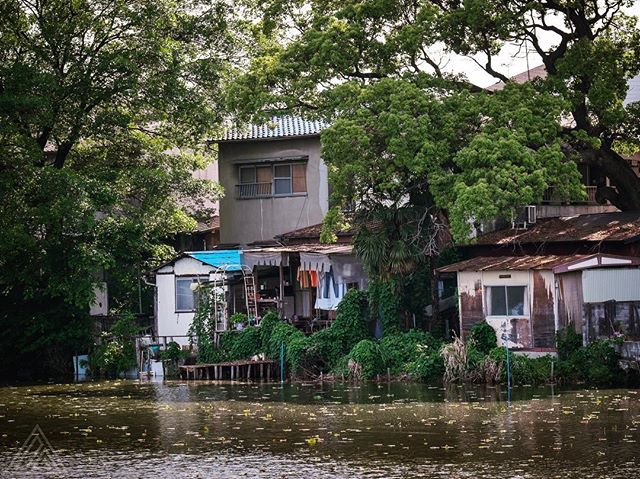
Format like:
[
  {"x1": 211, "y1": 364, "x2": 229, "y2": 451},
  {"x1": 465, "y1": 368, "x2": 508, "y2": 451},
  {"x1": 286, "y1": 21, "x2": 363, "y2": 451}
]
[
  {"x1": 487, "y1": 285, "x2": 527, "y2": 316},
  {"x1": 176, "y1": 277, "x2": 206, "y2": 311}
]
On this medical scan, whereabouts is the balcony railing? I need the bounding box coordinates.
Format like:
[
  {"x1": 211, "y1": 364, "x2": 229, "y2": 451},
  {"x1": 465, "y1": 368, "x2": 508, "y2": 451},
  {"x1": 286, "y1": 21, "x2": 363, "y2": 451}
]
[
  {"x1": 541, "y1": 186, "x2": 598, "y2": 204},
  {"x1": 236, "y1": 182, "x2": 272, "y2": 199}
]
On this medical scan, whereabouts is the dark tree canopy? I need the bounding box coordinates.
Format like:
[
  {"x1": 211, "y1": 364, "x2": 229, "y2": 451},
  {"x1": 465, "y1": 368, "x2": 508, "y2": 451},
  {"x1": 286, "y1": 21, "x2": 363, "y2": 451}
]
[
  {"x1": 231, "y1": 0, "x2": 640, "y2": 250},
  {"x1": 0, "y1": 0, "x2": 237, "y2": 377}
]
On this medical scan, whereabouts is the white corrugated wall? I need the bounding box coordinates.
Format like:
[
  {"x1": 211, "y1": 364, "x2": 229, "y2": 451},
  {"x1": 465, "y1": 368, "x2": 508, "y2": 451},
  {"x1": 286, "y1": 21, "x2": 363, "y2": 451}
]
[{"x1": 582, "y1": 268, "x2": 640, "y2": 303}]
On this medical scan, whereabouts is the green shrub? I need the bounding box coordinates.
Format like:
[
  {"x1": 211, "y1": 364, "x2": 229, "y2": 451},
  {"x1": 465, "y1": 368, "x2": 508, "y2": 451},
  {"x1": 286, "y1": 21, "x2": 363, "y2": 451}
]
[
  {"x1": 368, "y1": 280, "x2": 401, "y2": 335},
  {"x1": 469, "y1": 321, "x2": 497, "y2": 355},
  {"x1": 556, "y1": 339, "x2": 622, "y2": 386},
  {"x1": 220, "y1": 327, "x2": 262, "y2": 361},
  {"x1": 89, "y1": 314, "x2": 139, "y2": 377},
  {"x1": 229, "y1": 312, "x2": 247, "y2": 328},
  {"x1": 406, "y1": 343, "x2": 445, "y2": 382},
  {"x1": 348, "y1": 339, "x2": 385, "y2": 379},
  {"x1": 266, "y1": 322, "x2": 304, "y2": 360},
  {"x1": 556, "y1": 325, "x2": 583, "y2": 361},
  {"x1": 286, "y1": 335, "x2": 311, "y2": 376},
  {"x1": 489, "y1": 348, "x2": 553, "y2": 385},
  {"x1": 160, "y1": 341, "x2": 185, "y2": 361},
  {"x1": 331, "y1": 289, "x2": 370, "y2": 348},
  {"x1": 259, "y1": 310, "x2": 280, "y2": 351},
  {"x1": 379, "y1": 330, "x2": 439, "y2": 374}
]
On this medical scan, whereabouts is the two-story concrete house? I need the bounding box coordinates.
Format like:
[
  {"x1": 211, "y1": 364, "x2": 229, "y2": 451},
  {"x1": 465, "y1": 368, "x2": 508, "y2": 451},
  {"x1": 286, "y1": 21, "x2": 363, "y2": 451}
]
[{"x1": 217, "y1": 117, "x2": 329, "y2": 246}]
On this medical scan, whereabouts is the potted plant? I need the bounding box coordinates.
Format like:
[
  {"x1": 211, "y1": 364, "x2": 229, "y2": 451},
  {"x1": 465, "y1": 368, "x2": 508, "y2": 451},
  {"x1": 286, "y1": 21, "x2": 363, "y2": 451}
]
[{"x1": 229, "y1": 312, "x2": 247, "y2": 330}]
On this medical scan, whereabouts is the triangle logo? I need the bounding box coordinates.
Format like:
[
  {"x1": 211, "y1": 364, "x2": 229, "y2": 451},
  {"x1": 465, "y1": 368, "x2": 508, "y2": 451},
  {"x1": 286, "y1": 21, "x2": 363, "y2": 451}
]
[{"x1": 7, "y1": 424, "x2": 66, "y2": 477}]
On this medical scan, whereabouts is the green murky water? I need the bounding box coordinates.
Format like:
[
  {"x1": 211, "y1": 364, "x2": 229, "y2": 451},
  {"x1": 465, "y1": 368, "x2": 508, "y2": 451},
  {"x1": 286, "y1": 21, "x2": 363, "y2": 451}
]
[{"x1": 0, "y1": 380, "x2": 638, "y2": 478}]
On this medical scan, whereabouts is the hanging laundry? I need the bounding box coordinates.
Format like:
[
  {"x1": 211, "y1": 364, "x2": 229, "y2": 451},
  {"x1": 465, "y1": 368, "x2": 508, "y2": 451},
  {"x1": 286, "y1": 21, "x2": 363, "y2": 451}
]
[
  {"x1": 297, "y1": 268, "x2": 311, "y2": 288},
  {"x1": 309, "y1": 270, "x2": 319, "y2": 288}
]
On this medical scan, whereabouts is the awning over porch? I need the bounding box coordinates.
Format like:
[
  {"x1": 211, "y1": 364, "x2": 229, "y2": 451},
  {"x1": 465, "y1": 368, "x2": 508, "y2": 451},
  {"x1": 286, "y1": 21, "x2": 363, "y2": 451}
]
[{"x1": 188, "y1": 250, "x2": 243, "y2": 271}]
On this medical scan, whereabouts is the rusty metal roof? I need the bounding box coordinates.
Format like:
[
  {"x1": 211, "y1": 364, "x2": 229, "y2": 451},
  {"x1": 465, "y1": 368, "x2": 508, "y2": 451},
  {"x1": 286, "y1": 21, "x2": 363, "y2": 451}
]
[
  {"x1": 474, "y1": 212, "x2": 640, "y2": 246},
  {"x1": 277, "y1": 222, "x2": 356, "y2": 243},
  {"x1": 438, "y1": 255, "x2": 591, "y2": 272}
]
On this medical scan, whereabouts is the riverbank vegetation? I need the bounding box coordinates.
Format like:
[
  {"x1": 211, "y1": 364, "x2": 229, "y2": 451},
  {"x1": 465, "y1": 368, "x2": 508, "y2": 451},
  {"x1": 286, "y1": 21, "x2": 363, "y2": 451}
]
[{"x1": 187, "y1": 289, "x2": 639, "y2": 388}]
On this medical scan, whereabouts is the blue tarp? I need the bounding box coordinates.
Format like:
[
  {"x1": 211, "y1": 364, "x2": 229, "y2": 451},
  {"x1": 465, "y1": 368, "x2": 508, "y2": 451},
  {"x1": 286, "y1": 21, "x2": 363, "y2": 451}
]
[{"x1": 188, "y1": 250, "x2": 243, "y2": 271}]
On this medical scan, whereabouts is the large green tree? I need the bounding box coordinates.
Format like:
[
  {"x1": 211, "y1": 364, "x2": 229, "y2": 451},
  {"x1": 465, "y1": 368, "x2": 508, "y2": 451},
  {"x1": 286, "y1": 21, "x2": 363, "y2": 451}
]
[
  {"x1": 231, "y1": 0, "x2": 640, "y2": 246},
  {"x1": 0, "y1": 0, "x2": 234, "y2": 377}
]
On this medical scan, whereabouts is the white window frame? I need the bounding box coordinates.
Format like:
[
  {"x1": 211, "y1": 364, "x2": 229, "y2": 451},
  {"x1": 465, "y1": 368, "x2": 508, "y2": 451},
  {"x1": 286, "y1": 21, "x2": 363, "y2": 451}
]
[
  {"x1": 485, "y1": 285, "x2": 529, "y2": 318},
  {"x1": 236, "y1": 161, "x2": 306, "y2": 199},
  {"x1": 273, "y1": 163, "x2": 293, "y2": 196},
  {"x1": 175, "y1": 276, "x2": 207, "y2": 312}
]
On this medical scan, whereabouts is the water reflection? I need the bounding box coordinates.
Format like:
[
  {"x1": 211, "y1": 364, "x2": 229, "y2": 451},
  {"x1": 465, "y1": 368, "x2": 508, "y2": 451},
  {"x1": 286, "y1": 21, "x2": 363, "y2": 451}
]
[{"x1": 0, "y1": 380, "x2": 638, "y2": 478}]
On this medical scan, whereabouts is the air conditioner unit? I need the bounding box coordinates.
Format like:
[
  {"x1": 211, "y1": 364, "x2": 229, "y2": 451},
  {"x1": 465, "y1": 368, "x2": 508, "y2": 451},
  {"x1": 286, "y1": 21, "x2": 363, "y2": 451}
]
[
  {"x1": 526, "y1": 205, "x2": 537, "y2": 224},
  {"x1": 511, "y1": 205, "x2": 537, "y2": 230}
]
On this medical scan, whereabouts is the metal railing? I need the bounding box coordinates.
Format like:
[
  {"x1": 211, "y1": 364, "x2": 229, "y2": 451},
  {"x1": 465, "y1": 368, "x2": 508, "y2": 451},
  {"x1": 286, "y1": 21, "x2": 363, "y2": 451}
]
[
  {"x1": 541, "y1": 185, "x2": 598, "y2": 204},
  {"x1": 236, "y1": 182, "x2": 272, "y2": 199}
]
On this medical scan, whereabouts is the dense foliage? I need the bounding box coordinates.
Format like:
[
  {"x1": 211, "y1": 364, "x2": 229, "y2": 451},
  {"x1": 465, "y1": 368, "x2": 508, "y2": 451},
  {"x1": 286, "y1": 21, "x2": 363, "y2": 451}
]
[
  {"x1": 0, "y1": 0, "x2": 241, "y2": 379},
  {"x1": 89, "y1": 314, "x2": 140, "y2": 378},
  {"x1": 230, "y1": 0, "x2": 640, "y2": 287},
  {"x1": 469, "y1": 321, "x2": 498, "y2": 356}
]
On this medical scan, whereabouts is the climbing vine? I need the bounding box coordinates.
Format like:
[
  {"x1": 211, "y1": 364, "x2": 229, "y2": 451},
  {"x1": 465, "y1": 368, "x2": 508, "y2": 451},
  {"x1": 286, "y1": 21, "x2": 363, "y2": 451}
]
[
  {"x1": 188, "y1": 286, "x2": 220, "y2": 363},
  {"x1": 369, "y1": 279, "x2": 402, "y2": 335}
]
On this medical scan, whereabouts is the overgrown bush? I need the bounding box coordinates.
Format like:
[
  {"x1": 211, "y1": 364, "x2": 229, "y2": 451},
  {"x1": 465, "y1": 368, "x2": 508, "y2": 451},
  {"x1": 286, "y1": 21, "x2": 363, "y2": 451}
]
[
  {"x1": 556, "y1": 339, "x2": 623, "y2": 386},
  {"x1": 220, "y1": 327, "x2": 262, "y2": 361},
  {"x1": 188, "y1": 289, "x2": 218, "y2": 363},
  {"x1": 469, "y1": 321, "x2": 497, "y2": 355},
  {"x1": 160, "y1": 341, "x2": 186, "y2": 362},
  {"x1": 490, "y1": 348, "x2": 553, "y2": 385},
  {"x1": 556, "y1": 325, "x2": 583, "y2": 360},
  {"x1": 89, "y1": 314, "x2": 139, "y2": 378},
  {"x1": 406, "y1": 344, "x2": 445, "y2": 382},
  {"x1": 266, "y1": 322, "x2": 305, "y2": 361},
  {"x1": 368, "y1": 280, "x2": 401, "y2": 334},
  {"x1": 348, "y1": 339, "x2": 385, "y2": 379},
  {"x1": 259, "y1": 310, "x2": 280, "y2": 348},
  {"x1": 379, "y1": 330, "x2": 440, "y2": 374}
]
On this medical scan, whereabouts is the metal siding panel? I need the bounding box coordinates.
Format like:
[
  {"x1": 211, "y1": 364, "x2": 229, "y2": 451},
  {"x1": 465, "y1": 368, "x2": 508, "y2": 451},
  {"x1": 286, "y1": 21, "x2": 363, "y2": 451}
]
[{"x1": 583, "y1": 269, "x2": 640, "y2": 303}]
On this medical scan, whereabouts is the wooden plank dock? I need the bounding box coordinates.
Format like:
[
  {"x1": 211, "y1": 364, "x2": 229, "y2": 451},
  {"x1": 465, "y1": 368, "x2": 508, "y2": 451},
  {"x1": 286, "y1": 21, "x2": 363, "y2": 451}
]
[{"x1": 179, "y1": 360, "x2": 277, "y2": 381}]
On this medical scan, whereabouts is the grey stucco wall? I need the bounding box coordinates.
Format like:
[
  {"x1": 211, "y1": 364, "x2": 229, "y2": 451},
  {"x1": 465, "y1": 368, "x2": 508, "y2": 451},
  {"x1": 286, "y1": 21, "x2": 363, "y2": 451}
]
[{"x1": 218, "y1": 136, "x2": 329, "y2": 245}]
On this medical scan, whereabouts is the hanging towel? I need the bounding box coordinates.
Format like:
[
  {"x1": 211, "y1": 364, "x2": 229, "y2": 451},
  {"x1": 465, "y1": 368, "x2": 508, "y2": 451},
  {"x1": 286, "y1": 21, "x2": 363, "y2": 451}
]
[
  {"x1": 297, "y1": 268, "x2": 310, "y2": 288},
  {"x1": 309, "y1": 270, "x2": 319, "y2": 288}
]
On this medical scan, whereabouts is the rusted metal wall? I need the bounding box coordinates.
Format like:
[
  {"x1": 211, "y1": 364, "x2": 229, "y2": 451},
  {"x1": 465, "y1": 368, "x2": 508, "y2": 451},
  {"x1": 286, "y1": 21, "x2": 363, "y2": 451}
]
[
  {"x1": 531, "y1": 271, "x2": 556, "y2": 348},
  {"x1": 458, "y1": 272, "x2": 484, "y2": 338},
  {"x1": 557, "y1": 272, "x2": 584, "y2": 332},
  {"x1": 584, "y1": 301, "x2": 640, "y2": 341}
]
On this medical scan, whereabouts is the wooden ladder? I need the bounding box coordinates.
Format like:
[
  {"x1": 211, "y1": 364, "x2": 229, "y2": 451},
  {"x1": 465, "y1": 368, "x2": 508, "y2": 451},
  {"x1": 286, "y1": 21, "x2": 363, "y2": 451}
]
[{"x1": 243, "y1": 270, "x2": 258, "y2": 320}]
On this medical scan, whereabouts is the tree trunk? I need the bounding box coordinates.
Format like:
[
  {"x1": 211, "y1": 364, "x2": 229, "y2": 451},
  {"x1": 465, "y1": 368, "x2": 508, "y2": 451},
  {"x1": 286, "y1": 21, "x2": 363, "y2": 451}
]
[{"x1": 584, "y1": 146, "x2": 640, "y2": 211}]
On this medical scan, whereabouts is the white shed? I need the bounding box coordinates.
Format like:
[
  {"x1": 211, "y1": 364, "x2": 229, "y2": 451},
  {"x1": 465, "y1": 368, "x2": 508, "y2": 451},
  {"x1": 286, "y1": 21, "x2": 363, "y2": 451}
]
[{"x1": 152, "y1": 251, "x2": 243, "y2": 346}]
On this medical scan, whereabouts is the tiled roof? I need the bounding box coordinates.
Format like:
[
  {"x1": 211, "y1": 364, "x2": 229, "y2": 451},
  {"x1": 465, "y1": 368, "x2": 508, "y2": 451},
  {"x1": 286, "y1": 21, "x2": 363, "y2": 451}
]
[
  {"x1": 220, "y1": 116, "x2": 326, "y2": 142},
  {"x1": 473, "y1": 212, "x2": 640, "y2": 246}
]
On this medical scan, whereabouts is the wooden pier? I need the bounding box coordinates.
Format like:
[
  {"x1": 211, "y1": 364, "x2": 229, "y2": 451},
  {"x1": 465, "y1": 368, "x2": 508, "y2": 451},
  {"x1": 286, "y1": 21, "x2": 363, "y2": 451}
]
[{"x1": 179, "y1": 359, "x2": 277, "y2": 381}]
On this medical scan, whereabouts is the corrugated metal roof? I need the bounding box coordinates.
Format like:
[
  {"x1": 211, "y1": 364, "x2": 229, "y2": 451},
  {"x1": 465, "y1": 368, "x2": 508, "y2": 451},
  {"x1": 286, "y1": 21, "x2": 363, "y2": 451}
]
[
  {"x1": 188, "y1": 250, "x2": 243, "y2": 271},
  {"x1": 473, "y1": 212, "x2": 640, "y2": 246},
  {"x1": 438, "y1": 255, "x2": 590, "y2": 272},
  {"x1": 220, "y1": 116, "x2": 326, "y2": 142}
]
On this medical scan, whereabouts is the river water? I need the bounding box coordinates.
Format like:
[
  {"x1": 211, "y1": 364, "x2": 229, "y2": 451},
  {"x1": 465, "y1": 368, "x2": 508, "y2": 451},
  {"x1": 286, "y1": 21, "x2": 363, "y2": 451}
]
[{"x1": 0, "y1": 380, "x2": 638, "y2": 478}]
